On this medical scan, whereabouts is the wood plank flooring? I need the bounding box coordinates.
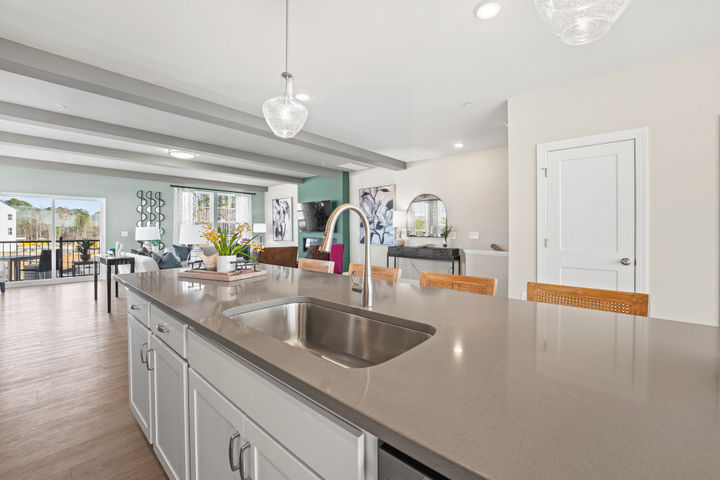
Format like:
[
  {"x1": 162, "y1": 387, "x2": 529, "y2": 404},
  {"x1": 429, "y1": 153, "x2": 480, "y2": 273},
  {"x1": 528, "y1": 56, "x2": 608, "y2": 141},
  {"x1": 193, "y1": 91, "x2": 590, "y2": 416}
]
[{"x1": 0, "y1": 281, "x2": 168, "y2": 479}]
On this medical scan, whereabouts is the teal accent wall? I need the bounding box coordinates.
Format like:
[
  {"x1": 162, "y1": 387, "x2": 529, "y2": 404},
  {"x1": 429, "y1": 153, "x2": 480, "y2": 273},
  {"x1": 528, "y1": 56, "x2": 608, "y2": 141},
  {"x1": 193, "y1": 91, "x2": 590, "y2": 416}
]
[
  {"x1": 297, "y1": 173, "x2": 350, "y2": 270},
  {"x1": 0, "y1": 165, "x2": 266, "y2": 253}
]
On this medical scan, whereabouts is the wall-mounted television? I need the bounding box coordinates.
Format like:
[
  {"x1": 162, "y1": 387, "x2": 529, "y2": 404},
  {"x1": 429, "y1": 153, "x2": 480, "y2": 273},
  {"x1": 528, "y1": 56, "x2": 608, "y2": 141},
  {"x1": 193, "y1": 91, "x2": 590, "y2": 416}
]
[{"x1": 297, "y1": 200, "x2": 332, "y2": 232}]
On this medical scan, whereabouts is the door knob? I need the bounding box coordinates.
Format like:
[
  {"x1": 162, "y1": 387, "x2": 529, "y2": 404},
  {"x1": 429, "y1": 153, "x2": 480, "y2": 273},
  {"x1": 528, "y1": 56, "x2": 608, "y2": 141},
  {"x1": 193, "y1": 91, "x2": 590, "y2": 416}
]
[{"x1": 620, "y1": 257, "x2": 632, "y2": 266}]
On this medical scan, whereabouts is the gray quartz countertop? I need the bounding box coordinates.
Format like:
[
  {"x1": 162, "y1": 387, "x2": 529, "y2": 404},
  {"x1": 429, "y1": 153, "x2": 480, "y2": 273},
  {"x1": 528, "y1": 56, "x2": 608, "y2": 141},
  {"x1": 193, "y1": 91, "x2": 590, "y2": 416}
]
[{"x1": 116, "y1": 266, "x2": 720, "y2": 480}]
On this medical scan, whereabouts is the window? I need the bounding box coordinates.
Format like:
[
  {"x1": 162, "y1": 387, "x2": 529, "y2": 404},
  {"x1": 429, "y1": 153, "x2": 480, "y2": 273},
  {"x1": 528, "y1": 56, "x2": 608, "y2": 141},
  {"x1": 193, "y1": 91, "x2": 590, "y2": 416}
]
[
  {"x1": 7, "y1": 214, "x2": 11, "y2": 220},
  {"x1": 7, "y1": 228, "x2": 11, "y2": 235},
  {"x1": 174, "y1": 188, "x2": 253, "y2": 243},
  {"x1": 192, "y1": 192, "x2": 212, "y2": 225},
  {"x1": 217, "y1": 194, "x2": 237, "y2": 232}
]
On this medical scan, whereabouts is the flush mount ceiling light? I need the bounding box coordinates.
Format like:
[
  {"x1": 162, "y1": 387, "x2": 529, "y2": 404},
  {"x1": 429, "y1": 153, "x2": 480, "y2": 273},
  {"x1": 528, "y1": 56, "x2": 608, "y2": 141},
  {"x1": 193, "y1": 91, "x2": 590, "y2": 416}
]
[
  {"x1": 474, "y1": 2, "x2": 502, "y2": 20},
  {"x1": 294, "y1": 93, "x2": 310, "y2": 101},
  {"x1": 534, "y1": 0, "x2": 633, "y2": 45},
  {"x1": 168, "y1": 149, "x2": 196, "y2": 160},
  {"x1": 453, "y1": 143, "x2": 465, "y2": 149},
  {"x1": 262, "y1": 0, "x2": 309, "y2": 139}
]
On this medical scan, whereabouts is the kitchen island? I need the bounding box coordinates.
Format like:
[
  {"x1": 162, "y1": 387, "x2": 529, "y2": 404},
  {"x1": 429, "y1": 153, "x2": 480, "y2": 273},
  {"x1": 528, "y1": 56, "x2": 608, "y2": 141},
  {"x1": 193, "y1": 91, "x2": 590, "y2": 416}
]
[{"x1": 117, "y1": 265, "x2": 720, "y2": 480}]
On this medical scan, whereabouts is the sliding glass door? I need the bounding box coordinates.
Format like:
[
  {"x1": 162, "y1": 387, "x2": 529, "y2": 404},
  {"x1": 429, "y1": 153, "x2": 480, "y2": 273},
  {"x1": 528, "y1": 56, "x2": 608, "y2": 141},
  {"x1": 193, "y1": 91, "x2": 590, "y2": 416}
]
[{"x1": 0, "y1": 193, "x2": 105, "y2": 284}]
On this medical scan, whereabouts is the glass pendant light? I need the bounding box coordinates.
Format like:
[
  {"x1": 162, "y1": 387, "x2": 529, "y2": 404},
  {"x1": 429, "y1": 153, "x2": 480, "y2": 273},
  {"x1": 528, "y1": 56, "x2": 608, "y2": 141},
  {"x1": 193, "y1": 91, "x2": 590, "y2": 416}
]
[
  {"x1": 263, "y1": 0, "x2": 308, "y2": 139},
  {"x1": 534, "y1": 0, "x2": 633, "y2": 46}
]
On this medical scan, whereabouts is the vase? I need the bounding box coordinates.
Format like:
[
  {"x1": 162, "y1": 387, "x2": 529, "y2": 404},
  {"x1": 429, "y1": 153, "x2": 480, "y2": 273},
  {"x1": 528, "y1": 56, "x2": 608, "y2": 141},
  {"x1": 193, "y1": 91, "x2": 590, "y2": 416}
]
[
  {"x1": 217, "y1": 255, "x2": 236, "y2": 273},
  {"x1": 442, "y1": 239, "x2": 448, "y2": 248},
  {"x1": 81, "y1": 253, "x2": 90, "y2": 262}
]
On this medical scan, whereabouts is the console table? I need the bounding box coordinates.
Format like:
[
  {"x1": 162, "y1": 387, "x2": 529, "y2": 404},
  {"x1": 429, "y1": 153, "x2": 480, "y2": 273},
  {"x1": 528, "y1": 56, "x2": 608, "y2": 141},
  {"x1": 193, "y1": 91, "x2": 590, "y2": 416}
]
[
  {"x1": 386, "y1": 246, "x2": 462, "y2": 275},
  {"x1": 94, "y1": 254, "x2": 135, "y2": 313}
]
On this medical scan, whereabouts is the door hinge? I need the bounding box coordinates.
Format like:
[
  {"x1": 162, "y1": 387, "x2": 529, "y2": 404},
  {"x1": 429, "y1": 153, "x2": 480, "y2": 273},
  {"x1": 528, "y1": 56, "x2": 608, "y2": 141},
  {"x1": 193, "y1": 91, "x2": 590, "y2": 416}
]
[{"x1": 544, "y1": 238, "x2": 549, "y2": 248}]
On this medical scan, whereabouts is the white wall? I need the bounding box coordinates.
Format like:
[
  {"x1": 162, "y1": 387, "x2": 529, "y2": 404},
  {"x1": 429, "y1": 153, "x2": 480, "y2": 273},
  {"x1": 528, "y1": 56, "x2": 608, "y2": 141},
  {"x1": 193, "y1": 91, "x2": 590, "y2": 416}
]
[
  {"x1": 508, "y1": 46, "x2": 720, "y2": 325},
  {"x1": 264, "y1": 183, "x2": 298, "y2": 247},
  {"x1": 349, "y1": 147, "x2": 509, "y2": 288}
]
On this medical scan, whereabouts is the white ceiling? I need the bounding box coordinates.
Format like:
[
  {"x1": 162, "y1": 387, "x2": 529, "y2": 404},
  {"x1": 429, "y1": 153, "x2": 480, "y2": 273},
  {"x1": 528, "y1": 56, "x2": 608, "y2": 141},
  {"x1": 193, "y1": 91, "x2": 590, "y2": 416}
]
[{"x1": 0, "y1": 0, "x2": 718, "y2": 175}]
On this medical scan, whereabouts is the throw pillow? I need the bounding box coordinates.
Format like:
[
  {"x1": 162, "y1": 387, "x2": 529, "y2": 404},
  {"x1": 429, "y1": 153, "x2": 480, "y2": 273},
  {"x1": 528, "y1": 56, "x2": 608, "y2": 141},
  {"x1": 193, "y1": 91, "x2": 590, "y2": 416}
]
[
  {"x1": 200, "y1": 245, "x2": 218, "y2": 256},
  {"x1": 152, "y1": 252, "x2": 183, "y2": 270},
  {"x1": 172, "y1": 244, "x2": 190, "y2": 261}
]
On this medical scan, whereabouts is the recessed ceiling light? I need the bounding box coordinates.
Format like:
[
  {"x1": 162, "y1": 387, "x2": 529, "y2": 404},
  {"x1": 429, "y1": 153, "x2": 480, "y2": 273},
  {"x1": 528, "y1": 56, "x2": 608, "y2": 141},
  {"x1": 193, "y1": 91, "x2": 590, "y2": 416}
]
[
  {"x1": 474, "y1": 2, "x2": 502, "y2": 20},
  {"x1": 56, "y1": 104, "x2": 66, "y2": 111},
  {"x1": 454, "y1": 143, "x2": 465, "y2": 149},
  {"x1": 168, "y1": 149, "x2": 196, "y2": 160},
  {"x1": 294, "y1": 93, "x2": 310, "y2": 101}
]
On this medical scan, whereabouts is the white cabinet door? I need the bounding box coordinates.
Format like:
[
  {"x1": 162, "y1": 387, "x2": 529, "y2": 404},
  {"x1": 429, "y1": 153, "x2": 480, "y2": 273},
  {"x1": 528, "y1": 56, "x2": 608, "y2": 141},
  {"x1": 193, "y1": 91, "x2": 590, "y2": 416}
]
[
  {"x1": 189, "y1": 369, "x2": 243, "y2": 480},
  {"x1": 128, "y1": 315, "x2": 153, "y2": 444},
  {"x1": 150, "y1": 335, "x2": 190, "y2": 480},
  {"x1": 245, "y1": 419, "x2": 321, "y2": 480}
]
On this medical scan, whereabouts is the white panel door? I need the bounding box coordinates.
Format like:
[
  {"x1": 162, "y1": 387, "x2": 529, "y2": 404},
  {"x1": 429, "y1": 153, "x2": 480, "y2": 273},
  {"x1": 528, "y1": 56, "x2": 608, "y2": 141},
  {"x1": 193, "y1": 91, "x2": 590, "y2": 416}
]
[
  {"x1": 128, "y1": 315, "x2": 153, "y2": 444},
  {"x1": 151, "y1": 335, "x2": 190, "y2": 480},
  {"x1": 544, "y1": 140, "x2": 636, "y2": 291}
]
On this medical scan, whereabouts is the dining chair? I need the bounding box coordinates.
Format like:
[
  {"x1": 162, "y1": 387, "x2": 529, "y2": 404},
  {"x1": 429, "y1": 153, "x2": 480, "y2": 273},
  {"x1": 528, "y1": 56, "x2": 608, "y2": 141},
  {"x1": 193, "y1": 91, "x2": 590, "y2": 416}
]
[
  {"x1": 348, "y1": 263, "x2": 402, "y2": 282},
  {"x1": 298, "y1": 257, "x2": 335, "y2": 274},
  {"x1": 419, "y1": 272, "x2": 497, "y2": 296},
  {"x1": 526, "y1": 282, "x2": 649, "y2": 316},
  {"x1": 306, "y1": 245, "x2": 330, "y2": 261}
]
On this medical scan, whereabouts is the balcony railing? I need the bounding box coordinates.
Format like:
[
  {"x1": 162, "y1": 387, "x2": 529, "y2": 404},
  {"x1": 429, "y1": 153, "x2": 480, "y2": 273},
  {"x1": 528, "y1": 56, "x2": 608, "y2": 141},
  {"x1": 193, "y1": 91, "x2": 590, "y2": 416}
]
[{"x1": 0, "y1": 238, "x2": 101, "y2": 282}]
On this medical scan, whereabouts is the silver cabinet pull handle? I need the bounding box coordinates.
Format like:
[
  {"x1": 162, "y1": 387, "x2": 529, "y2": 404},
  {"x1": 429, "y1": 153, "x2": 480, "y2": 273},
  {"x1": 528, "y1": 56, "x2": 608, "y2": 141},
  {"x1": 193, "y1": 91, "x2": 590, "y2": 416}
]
[
  {"x1": 130, "y1": 304, "x2": 141, "y2": 310},
  {"x1": 145, "y1": 348, "x2": 154, "y2": 371},
  {"x1": 140, "y1": 342, "x2": 148, "y2": 365},
  {"x1": 239, "y1": 440, "x2": 252, "y2": 480},
  {"x1": 156, "y1": 324, "x2": 169, "y2": 333},
  {"x1": 228, "y1": 431, "x2": 241, "y2": 472}
]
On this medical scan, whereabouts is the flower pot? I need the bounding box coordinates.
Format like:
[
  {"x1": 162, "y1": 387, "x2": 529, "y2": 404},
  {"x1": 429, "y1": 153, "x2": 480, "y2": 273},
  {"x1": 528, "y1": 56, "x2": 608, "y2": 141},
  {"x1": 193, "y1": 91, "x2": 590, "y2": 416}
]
[
  {"x1": 217, "y1": 255, "x2": 236, "y2": 273},
  {"x1": 81, "y1": 253, "x2": 91, "y2": 262}
]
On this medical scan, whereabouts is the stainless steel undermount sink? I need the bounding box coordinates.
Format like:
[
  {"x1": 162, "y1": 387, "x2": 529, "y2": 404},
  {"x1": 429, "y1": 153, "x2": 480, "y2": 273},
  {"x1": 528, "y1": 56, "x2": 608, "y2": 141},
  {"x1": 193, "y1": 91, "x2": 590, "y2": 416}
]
[{"x1": 227, "y1": 302, "x2": 433, "y2": 368}]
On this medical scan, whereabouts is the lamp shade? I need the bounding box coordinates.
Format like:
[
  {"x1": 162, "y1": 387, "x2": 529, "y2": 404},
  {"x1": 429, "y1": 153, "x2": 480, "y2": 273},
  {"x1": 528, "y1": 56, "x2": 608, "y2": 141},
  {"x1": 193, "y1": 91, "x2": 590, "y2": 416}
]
[
  {"x1": 178, "y1": 224, "x2": 205, "y2": 245},
  {"x1": 253, "y1": 223, "x2": 267, "y2": 234},
  {"x1": 135, "y1": 226, "x2": 161, "y2": 241},
  {"x1": 393, "y1": 210, "x2": 407, "y2": 229}
]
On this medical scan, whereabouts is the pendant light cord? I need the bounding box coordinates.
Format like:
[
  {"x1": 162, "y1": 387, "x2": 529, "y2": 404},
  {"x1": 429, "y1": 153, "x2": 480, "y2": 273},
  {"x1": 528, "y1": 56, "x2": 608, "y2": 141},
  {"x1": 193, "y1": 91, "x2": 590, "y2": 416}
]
[{"x1": 284, "y1": 0, "x2": 289, "y2": 73}]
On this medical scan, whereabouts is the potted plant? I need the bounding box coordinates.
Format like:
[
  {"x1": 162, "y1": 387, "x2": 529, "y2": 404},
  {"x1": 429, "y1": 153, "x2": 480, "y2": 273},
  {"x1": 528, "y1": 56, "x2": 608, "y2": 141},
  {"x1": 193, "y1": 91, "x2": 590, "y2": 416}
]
[
  {"x1": 202, "y1": 223, "x2": 264, "y2": 273},
  {"x1": 440, "y1": 225, "x2": 453, "y2": 248},
  {"x1": 76, "y1": 239, "x2": 93, "y2": 262}
]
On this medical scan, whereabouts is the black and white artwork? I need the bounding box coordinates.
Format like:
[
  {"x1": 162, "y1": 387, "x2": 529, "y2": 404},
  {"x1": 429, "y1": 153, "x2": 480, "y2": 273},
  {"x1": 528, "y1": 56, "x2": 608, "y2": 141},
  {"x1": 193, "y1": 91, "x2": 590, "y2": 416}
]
[
  {"x1": 272, "y1": 198, "x2": 292, "y2": 241},
  {"x1": 359, "y1": 185, "x2": 395, "y2": 245}
]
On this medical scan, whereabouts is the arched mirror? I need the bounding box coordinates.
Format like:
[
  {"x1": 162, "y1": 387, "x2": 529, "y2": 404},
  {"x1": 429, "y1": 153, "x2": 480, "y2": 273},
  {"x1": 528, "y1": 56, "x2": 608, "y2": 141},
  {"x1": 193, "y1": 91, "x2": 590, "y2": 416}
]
[{"x1": 406, "y1": 194, "x2": 447, "y2": 237}]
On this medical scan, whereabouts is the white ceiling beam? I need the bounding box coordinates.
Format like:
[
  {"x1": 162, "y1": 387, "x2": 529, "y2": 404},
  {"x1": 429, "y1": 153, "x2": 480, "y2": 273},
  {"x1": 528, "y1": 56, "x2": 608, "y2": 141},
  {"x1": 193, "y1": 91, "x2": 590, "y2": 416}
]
[
  {"x1": 0, "y1": 38, "x2": 407, "y2": 171},
  {"x1": 0, "y1": 155, "x2": 267, "y2": 192},
  {"x1": 0, "y1": 101, "x2": 341, "y2": 179},
  {"x1": 0, "y1": 131, "x2": 303, "y2": 184}
]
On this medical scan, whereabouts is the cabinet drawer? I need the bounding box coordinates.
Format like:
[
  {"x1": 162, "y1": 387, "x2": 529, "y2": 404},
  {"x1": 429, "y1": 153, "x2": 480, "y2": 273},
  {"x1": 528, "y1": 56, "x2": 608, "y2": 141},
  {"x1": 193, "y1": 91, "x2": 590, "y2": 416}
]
[
  {"x1": 187, "y1": 331, "x2": 365, "y2": 480},
  {"x1": 150, "y1": 306, "x2": 188, "y2": 358},
  {"x1": 127, "y1": 290, "x2": 150, "y2": 327}
]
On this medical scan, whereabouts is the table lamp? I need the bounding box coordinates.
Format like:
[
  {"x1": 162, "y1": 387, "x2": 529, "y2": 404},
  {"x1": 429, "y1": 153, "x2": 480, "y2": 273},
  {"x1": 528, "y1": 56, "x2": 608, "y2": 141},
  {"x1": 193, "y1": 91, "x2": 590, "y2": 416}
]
[
  {"x1": 135, "y1": 226, "x2": 161, "y2": 252},
  {"x1": 393, "y1": 210, "x2": 407, "y2": 246},
  {"x1": 252, "y1": 223, "x2": 267, "y2": 242},
  {"x1": 178, "y1": 224, "x2": 206, "y2": 264}
]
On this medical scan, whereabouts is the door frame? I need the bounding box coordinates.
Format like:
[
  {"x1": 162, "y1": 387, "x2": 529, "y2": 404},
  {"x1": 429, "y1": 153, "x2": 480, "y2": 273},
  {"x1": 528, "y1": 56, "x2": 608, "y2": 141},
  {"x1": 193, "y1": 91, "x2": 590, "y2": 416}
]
[{"x1": 536, "y1": 128, "x2": 648, "y2": 293}]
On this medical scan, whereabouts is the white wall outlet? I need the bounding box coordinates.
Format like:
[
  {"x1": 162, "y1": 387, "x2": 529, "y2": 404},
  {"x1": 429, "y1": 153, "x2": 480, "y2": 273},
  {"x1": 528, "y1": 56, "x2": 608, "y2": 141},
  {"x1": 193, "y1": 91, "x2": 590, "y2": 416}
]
[
  {"x1": 522, "y1": 291, "x2": 528, "y2": 300},
  {"x1": 121, "y1": 231, "x2": 128, "y2": 237},
  {"x1": 469, "y1": 231, "x2": 479, "y2": 239}
]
